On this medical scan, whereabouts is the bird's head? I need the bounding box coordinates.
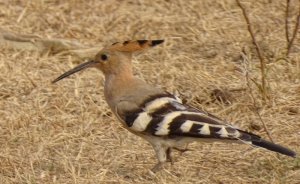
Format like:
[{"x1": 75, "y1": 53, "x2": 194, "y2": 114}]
[{"x1": 52, "y1": 40, "x2": 164, "y2": 83}]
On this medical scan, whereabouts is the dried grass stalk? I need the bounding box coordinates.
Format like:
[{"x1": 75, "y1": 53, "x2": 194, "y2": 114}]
[
  {"x1": 236, "y1": 0, "x2": 267, "y2": 101},
  {"x1": 286, "y1": 1, "x2": 300, "y2": 56}
]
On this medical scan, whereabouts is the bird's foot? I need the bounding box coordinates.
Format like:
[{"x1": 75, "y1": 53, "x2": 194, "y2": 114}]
[{"x1": 151, "y1": 162, "x2": 165, "y2": 173}]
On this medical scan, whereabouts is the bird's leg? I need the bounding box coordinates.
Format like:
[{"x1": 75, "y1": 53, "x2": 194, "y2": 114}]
[
  {"x1": 173, "y1": 147, "x2": 191, "y2": 153},
  {"x1": 166, "y1": 148, "x2": 174, "y2": 164},
  {"x1": 166, "y1": 147, "x2": 190, "y2": 165},
  {"x1": 173, "y1": 145, "x2": 191, "y2": 156},
  {"x1": 151, "y1": 144, "x2": 167, "y2": 173}
]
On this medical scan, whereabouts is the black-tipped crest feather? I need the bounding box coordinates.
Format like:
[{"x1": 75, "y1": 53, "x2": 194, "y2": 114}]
[{"x1": 151, "y1": 40, "x2": 164, "y2": 46}]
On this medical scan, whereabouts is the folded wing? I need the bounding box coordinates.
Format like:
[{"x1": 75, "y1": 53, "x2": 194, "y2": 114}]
[{"x1": 117, "y1": 92, "x2": 296, "y2": 157}]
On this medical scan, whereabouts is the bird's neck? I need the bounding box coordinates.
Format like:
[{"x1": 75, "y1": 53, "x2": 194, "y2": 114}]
[{"x1": 104, "y1": 67, "x2": 136, "y2": 106}]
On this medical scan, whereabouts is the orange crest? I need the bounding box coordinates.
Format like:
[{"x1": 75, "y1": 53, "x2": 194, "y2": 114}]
[{"x1": 108, "y1": 40, "x2": 164, "y2": 52}]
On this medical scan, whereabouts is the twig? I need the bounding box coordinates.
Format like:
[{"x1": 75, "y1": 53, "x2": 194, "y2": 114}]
[
  {"x1": 241, "y1": 52, "x2": 274, "y2": 143},
  {"x1": 287, "y1": 2, "x2": 300, "y2": 56},
  {"x1": 285, "y1": 0, "x2": 291, "y2": 44},
  {"x1": 236, "y1": 0, "x2": 267, "y2": 101}
]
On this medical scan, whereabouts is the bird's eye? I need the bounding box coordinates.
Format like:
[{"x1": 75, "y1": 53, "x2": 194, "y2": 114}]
[{"x1": 101, "y1": 54, "x2": 108, "y2": 61}]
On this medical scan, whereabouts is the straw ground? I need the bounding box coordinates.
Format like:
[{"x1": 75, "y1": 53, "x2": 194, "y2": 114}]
[{"x1": 0, "y1": 0, "x2": 299, "y2": 183}]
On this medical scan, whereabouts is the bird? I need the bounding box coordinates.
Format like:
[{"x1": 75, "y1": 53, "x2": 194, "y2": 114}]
[{"x1": 52, "y1": 39, "x2": 296, "y2": 172}]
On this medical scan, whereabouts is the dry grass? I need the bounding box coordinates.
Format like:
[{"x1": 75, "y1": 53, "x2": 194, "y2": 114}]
[{"x1": 0, "y1": 0, "x2": 300, "y2": 183}]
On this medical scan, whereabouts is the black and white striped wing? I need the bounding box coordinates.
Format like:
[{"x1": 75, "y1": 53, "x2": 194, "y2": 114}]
[
  {"x1": 122, "y1": 93, "x2": 243, "y2": 140},
  {"x1": 118, "y1": 93, "x2": 296, "y2": 157}
]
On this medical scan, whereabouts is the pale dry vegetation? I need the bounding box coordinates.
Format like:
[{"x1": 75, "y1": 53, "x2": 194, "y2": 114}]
[{"x1": 0, "y1": 0, "x2": 299, "y2": 183}]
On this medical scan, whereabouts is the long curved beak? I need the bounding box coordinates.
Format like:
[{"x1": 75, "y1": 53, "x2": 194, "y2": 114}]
[{"x1": 52, "y1": 60, "x2": 98, "y2": 83}]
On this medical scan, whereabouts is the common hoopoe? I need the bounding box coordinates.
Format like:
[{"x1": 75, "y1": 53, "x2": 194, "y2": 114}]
[{"x1": 53, "y1": 40, "x2": 296, "y2": 172}]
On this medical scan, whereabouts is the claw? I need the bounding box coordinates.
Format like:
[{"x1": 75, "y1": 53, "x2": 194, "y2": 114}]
[
  {"x1": 151, "y1": 162, "x2": 164, "y2": 173},
  {"x1": 173, "y1": 147, "x2": 191, "y2": 154}
]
